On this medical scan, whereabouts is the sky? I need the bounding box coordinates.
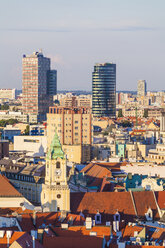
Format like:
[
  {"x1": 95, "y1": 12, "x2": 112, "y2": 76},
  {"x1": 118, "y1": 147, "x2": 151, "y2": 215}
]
[{"x1": 0, "y1": 0, "x2": 165, "y2": 91}]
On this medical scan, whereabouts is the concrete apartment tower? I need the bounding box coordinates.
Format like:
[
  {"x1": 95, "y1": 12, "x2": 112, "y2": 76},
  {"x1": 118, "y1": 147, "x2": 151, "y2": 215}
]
[
  {"x1": 137, "y1": 80, "x2": 147, "y2": 97},
  {"x1": 22, "y1": 50, "x2": 57, "y2": 122},
  {"x1": 92, "y1": 63, "x2": 116, "y2": 117},
  {"x1": 41, "y1": 131, "x2": 70, "y2": 212}
]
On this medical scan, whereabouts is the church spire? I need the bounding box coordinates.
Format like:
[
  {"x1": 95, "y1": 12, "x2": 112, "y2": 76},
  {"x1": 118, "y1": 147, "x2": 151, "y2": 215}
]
[{"x1": 47, "y1": 129, "x2": 64, "y2": 160}]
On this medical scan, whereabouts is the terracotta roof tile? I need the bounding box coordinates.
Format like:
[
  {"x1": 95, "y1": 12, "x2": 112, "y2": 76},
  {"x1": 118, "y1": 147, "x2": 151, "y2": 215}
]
[
  {"x1": 70, "y1": 192, "x2": 136, "y2": 222},
  {"x1": 0, "y1": 231, "x2": 25, "y2": 247},
  {"x1": 0, "y1": 175, "x2": 22, "y2": 197},
  {"x1": 43, "y1": 235, "x2": 103, "y2": 248},
  {"x1": 132, "y1": 191, "x2": 159, "y2": 219},
  {"x1": 122, "y1": 225, "x2": 143, "y2": 240},
  {"x1": 15, "y1": 232, "x2": 43, "y2": 248},
  {"x1": 51, "y1": 225, "x2": 110, "y2": 237},
  {"x1": 155, "y1": 191, "x2": 165, "y2": 209},
  {"x1": 0, "y1": 207, "x2": 33, "y2": 216}
]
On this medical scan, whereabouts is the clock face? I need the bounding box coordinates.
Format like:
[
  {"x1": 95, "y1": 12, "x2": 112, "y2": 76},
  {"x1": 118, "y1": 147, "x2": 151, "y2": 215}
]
[{"x1": 55, "y1": 169, "x2": 61, "y2": 176}]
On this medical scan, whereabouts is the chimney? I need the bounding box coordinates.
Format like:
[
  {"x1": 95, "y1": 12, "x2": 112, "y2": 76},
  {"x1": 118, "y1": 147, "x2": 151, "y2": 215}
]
[
  {"x1": 31, "y1": 230, "x2": 36, "y2": 248},
  {"x1": 6, "y1": 231, "x2": 12, "y2": 248},
  {"x1": 110, "y1": 224, "x2": 113, "y2": 239},
  {"x1": 60, "y1": 210, "x2": 67, "y2": 220},
  {"x1": 33, "y1": 211, "x2": 36, "y2": 226},
  {"x1": 32, "y1": 235, "x2": 35, "y2": 248},
  {"x1": 85, "y1": 217, "x2": 92, "y2": 229}
]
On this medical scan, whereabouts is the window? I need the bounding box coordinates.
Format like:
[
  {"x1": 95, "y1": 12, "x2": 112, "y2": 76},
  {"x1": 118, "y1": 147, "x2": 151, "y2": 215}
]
[
  {"x1": 97, "y1": 215, "x2": 100, "y2": 222},
  {"x1": 57, "y1": 194, "x2": 61, "y2": 198},
  {"x1": 115, "y1": 215, "x2": 119, "y2": 221},
  {"x1": 56, "y1": 162, "x2": 60, "y2": 168}
]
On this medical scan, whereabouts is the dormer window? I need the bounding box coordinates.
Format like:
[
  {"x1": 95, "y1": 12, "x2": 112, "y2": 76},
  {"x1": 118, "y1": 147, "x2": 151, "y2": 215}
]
[
  {"x1": 114, "y1": 211, "x2": 120, "y2": 222},
  {"x1": 95, "y1": 210, "x2": 101, "y2": 224},
  {"x1": 97, "y1": 215, "x2": 100, "y2": 222},
  {"x1": 145, "y1": 207, "x2": 153, "y2": 221}
]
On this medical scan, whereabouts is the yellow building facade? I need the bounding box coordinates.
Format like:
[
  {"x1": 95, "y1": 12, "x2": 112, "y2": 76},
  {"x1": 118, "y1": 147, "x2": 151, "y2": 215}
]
[{"x1": 47, "y1": 106, "x2": 92, "y2": 163}]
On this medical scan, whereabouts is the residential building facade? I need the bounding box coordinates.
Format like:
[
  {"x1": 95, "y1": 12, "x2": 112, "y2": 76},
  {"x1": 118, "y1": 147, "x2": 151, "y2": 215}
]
[
  {"x1": 47, "y1": 106, "x2": 92, "y2": 163},
  {"x1": 137, "y1": 80, "x2": 147, "y2": 97},
  {"x1": 22, "y1": 50, "x2": 56, "y2": 122}
]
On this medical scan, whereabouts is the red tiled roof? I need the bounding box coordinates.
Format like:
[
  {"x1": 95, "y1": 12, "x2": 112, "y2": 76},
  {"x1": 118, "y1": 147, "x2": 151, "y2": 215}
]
[
  {"x1": 0, "y1": 207, "x2": 33, "y2": 216},
  {"x1": 18, "y1": 212, "x2": 60, "y2": 232},
  {"x1": 0, "y1": 175, "x2": 22, "y2": 197},
  {"x1": 51, "y1": 225, "x2": 110, "y2": 238},
  {"x1": 100, "y1": 177, "x2": 113, "y2": 192},
  {"x1": 122, "y1": 224, "x2": 165, "y2": 246},
  {"x1": 122, "y1": 225, "x2": 143, "y2": 240},
  {"x1": 70, "y1": 192, "x2": 136, "y2": 222},
  {"x1": 43, "y1": 235, "x2": 103, "y2": 248},
  {"x1": 81, "y1": 164, "x2": 112, "y2": 178},
  {"x1": 132, "y1": 191, "x2": 159, "y2": 219},
  {"x1": 15, "y1": 232, "x2": 43, "y2": 248},
  {"x1": 155, "y1": 191, "x2": 165, "y2": 209},
  {"x1": 0, "y1": 231, "x2": 25, "y2": 247},
  {"x1": 19, "y1": 212, "x2": 85, "y2": 232},
  {"x1": 71, "y1": 191, "x2": 163, "y2": 222}
]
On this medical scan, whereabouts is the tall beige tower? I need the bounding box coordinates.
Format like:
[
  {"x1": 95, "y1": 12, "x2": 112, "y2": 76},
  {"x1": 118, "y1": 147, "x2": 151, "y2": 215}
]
[
  {"x1": 137, "y1": 80, "x2": 147, "y2": 97},
  {"x1": 41, "y1": 131, "x2": 70, "y2": 212}
]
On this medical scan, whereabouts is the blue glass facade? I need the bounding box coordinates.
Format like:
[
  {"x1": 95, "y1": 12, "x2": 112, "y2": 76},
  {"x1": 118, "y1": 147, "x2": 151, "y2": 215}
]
[{"x1": 92, "y1": 63, "x2": 116, "y2": 117}]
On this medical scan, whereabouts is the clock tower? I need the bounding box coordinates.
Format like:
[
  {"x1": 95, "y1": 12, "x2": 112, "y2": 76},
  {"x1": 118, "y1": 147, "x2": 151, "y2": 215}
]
[{"x1": 41, "y1": 130, "x2": 70, "y2": 212}]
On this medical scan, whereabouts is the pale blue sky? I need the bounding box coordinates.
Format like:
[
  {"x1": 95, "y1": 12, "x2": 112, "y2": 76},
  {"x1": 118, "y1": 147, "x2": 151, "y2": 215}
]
[{"x1": 0, "y1": 0, "x2": 165, "y2": 91}]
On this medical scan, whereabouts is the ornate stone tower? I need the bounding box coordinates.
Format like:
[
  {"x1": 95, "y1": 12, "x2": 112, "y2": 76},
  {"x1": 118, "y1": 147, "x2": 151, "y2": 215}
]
[{"x1": 41, "y1": 131, "x2": 70, "y2": 212}]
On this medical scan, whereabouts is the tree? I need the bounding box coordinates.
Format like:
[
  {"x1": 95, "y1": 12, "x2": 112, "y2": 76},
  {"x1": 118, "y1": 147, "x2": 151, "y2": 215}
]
[
  {"x1": 8, "y1": 119, "x2": 18, "y2": 125},
  {"x1": 143, "y1": 109, "x2": 148, "y2": 118},
  {"x1": 0, "y1": 104, "x2": 9, "y2": 110},
  {"x1": 0, "y1": 120, "x2": 7, "y2": 127},
  {"x1": 118, "y1": 109, "x2": 123, "y2": 117},
  {"x1": 24, "y1": 125, "x2": 30, "y2": 135},
  {"x1": 121, "y1": 120, "x2": 132, "y2": 127}
]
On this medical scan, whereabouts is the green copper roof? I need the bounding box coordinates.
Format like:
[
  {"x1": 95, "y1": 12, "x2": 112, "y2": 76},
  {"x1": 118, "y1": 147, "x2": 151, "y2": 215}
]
[{"x1": 47, "y1": 130, "x2": 64, "y2": 160}]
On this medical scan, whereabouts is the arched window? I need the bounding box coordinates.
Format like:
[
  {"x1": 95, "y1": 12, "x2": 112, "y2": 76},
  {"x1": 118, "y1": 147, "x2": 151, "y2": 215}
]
[{"x1": 56, "y1": 162, "x2": 60, "y2": 168}]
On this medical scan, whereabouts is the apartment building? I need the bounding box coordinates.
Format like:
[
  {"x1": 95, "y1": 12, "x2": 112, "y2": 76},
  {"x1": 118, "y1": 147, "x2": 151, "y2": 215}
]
[
  {"x1": 47, "y1": 106, "x2": 92, "y2": 163},
  {"x1": 22, "y1": 50, "x2": 56, "y2": 122}
]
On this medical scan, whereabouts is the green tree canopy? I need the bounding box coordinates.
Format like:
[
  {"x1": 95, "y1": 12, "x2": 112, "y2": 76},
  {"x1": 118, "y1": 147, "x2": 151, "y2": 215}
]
[
  {"x1": 143, "y1": 109, "x2": 148, "y2": 118},
  {"x1": 24, "y1": 125, "x2": 30, "y2": 135},
  {"x1": 118, "y1": 109, "x2": 123, "y2": 117},
  {"x1": 0, "y1": 104, "x2": 9, "y2": 110}
]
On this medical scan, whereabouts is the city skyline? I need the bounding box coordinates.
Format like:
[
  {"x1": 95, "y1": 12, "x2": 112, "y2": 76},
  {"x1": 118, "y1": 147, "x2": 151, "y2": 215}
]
[{"x1": 1, "y1": 0, "x2": 165, "y2": 91}]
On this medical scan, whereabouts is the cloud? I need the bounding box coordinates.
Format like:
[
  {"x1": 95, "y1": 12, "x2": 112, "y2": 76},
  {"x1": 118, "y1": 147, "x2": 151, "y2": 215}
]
[{"x1": 0, "y1": 25, "x2": 158, "y2": 33}]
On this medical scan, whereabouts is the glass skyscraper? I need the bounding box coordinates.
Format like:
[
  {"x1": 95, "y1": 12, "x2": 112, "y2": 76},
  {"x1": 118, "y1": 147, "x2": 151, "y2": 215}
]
[{"x1": 92, "y1": 63, "x2": 116, "y2": 117}]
